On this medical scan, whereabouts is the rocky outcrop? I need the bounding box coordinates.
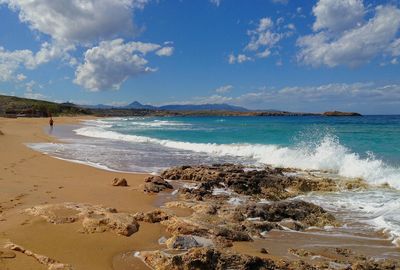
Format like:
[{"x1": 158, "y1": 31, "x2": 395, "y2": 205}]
[
  {"x1": 144, "y1": 176, "x2": 173, "y2": 193},
  {"x1": 161, "y1": 164, "x2": 341, "y2": 200},
  {"x1": 139, "y1": 247, "x2": 313, "y2": 270},
  {"x1": 25, "y1": 203, "x2": 139, "y2": 236},
  {"x1": 165, "y1": 235, "x2": 213, "y2": 250},
  {"x1": 112, "y1": 177, "x2": 128, "y2": 187},
  {"x1": 82, "y1": 212, "x2": 139, "y2": 236},
  {"x1": 4, "y1": 242, "x2": 73, "y2": 270},
  {"x1": 133, "y1": 209, "x2": 171, "y2": 223},
  {"x1": 323, "y1": 111, "x2": 362, "y2": 116},
  {"x1": 239, "y1": 200, "x2": 336, "y2": 227}
]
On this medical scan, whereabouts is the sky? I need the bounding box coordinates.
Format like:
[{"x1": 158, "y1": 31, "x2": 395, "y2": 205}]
[{"x1": 0, "y1": 0, "x2": 400, "y2": 114}]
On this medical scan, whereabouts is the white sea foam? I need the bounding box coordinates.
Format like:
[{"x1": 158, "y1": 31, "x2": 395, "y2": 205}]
[
  {"x1": 300, "y1": 190, "x2": 400, "y2": 246},
  {"x1": 74, "y1": 125, "x2": 400, "y2": 189}
]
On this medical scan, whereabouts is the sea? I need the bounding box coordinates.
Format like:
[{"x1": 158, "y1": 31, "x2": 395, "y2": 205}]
[{"x1": 28, "y1": 115, "x2": 400, "y2": 249}]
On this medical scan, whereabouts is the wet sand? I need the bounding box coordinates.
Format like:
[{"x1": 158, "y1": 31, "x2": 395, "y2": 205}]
[{"x1": 0, "y1": 117, "x2": 158, "y2": 270}]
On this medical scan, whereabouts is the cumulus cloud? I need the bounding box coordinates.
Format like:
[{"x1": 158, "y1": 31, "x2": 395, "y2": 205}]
[
  {"x1": 2, "y1": 0, "x2": 149, "y2": 44},
  {"x1": 0, "y1": 0, "x2": 176, "y2": 90},
  {"x1": 74, "y1": 39, "x2": 173, "y2": 91},
  {"x1": 298, "y1": 3, "x2": 400, "y2": 67},
  {"x1": 312, "y1": 0, "x2": 364, "y2": 33},
  {"x1": 0, "y1": 42, "x2": 74, "y2": 81},
  {"x1": 215, "y1": 85, "x2": 233, "y2": 94}
]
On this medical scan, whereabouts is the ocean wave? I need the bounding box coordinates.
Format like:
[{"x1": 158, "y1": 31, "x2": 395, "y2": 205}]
[
  {"x1": 86, "y1": 118, "x2": 191, "y2": 128},
  {"x1": 74, "y1": 126, "x2": 400, "y2": 189},
  {"x1": 300, "y1": 190, "x2": 400, "y2": 246}
]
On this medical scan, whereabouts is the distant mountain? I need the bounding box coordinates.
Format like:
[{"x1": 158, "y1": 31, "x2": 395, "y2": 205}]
[
  {"x1": 81, "y1": 104, "x2": 114, "y2": 109},
  {"x1": 81, "y1": 101, "x2": 276, "y2": 113},
  {"x1": 158, "y1": 103, "x2": 249, "y2": 112},
  {"x1": 122, "y1": 101, "x2": 157, "y2": 110}
]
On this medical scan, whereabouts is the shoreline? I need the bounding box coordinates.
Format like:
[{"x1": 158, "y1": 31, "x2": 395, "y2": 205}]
[{"x1": 1, "y1": 117, "x2": 399, "y2": 270}]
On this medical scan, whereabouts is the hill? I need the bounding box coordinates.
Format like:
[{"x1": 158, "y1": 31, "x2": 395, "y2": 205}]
[{"x1": 0, "y1": 95, "x2": 90, "y2": 117}]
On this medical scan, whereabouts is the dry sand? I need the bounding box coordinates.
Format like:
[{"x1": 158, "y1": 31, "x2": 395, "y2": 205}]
[{"x1": 0, "y1": 117, "x2": 160, "y2": 270}]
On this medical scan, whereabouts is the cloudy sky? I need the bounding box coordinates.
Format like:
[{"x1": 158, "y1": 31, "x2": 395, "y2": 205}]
[{"x1": 0, "y1": 0, "x2": 400, "y2": 114}]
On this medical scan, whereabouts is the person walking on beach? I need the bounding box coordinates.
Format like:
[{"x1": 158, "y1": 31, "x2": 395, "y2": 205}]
[{"x1": 49, "y1": 116, "x2": 54, "y2": 127}]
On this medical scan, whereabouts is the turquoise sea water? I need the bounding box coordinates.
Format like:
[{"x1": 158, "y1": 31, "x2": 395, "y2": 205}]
[
  {"x1": 105, "y1": 115, "x2": 400, "y2": 165},
  {"x1": 28, "y1": 115, "x2": 400, "y2": 246}
]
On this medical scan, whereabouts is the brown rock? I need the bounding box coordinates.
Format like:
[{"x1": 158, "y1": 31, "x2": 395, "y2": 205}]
[
  {"x1": 144, "y1": 176, "x2": 173, "y2": 193},
  {"x1": 82, "y1": 212, "x2": 139, "y2": 236},
  {"x1": 134, "y1": 209, "x2": 170, "y2": 223},
  {"x1": 112, "y1": 178, "x2": 128, "y2": 187},
  {"x1": 260, "y1": 248, "x2": 268, "y2": 254}
]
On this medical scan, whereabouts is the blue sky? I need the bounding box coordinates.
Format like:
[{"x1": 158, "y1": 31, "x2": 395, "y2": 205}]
[{"x1": 0, "y1": 0, "x2": 400, "y2": 114}]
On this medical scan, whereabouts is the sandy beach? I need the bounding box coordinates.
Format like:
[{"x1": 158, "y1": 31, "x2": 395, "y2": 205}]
[{"x1": 0, "y1": 117, "x2": 161, "y2": 270}]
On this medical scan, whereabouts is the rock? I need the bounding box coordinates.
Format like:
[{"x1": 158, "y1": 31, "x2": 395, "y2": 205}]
[
  {"x1": 144, "y1": 176, "x2": 173, "y2": 193},
  {"x1": 323, "y1": 111, "x2": 362, "y2": 116},
  {"x1": 161, "y1": 217, "x2": 209, "y2": 236},
  {"x1": 241, "y1": 200, "x2": 337, "y2": 227},
  {"x1": 260, "y1": 248, "x2": 268, "y2": 254},
  {"x1": 133, "y1": 209, "x2": 171, "y2": 223},
  {"x1": 82, "y1": 212, "x2": 139, "y2": 236},
  {"x1": 165, "y1": 235, "x2": 213, "y2": 250},
  {"x1": 161, "y1": 164, "x2": 341, "y2": 201},
  {"x1": 278, "y1": 219, "x2": 305, "y2": 231},
  {"x1": 112, "y1": 178, "x2": 128, "y2": 187},
  {"x1": 25, "y1": 203, "x2": 139, "y2": 236},
  {"x1": 5, "y1": 242, "x2": 73, "y2": 269},
  {"x1": 288, "y1": 248, "x2": 315, "y2": 257},
  {"x1": 212, "y1": 226, "x2": 252, "y2": 241},
  {"x1": 0, "y1": 249, "x2": 16, "y2": 258},
  {"x1": 139, "y1": 247, "x2": 310, "y2": 270}
]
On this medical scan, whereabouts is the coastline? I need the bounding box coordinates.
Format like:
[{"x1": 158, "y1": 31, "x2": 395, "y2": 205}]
[
  {"x1": 1, "y1": 117, "x2": 399, "y2": 270},
  {"x1": 0, "y1": 117, "x2": 159, "y2": 270}
]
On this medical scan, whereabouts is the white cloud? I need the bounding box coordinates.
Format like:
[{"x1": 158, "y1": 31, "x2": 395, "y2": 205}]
[
  {"x1": 312, "y1": 0, "x2": 364, "y2": 33},
  {"x1": 297, "y1": 5, "x2": 400, "y2": 67},
  {"x1": 74, "y1": 39, "x2": 173, "y2": 91},
  {"x1": 246, "y1": 17, "x2": 282, "y2": 52},
  {"x1": 181, "y1": 82, "x2": 400, "y2": 114},
  {"x1": 230, "y1": 16, "x2": 292, "y2": 63},
  {"x1": 0, "y1": 42, "x2": 74, "y2": 81},
  {"x1": 228, "y1": 53, "x2": 252, "y2": 64},
  {"x1": 210, "y1": 0, "x2": 222, "y2": 7},
  {"x1": 215, "y1": 85, "x2": 233, "y2": 94},
  {"x1": 390, "y1": 38, "x2": 400, "y2": 56},
  {"x1": 2, "y1": 0, "x2": 149, "y2": 44},
  {"x1": 156, "y1": 46, "x2": 174, "y2": 57}
]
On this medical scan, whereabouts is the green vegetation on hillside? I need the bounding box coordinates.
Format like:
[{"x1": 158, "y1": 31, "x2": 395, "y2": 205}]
[{"x1": 0, "y1": 95, "x2": 90, "y2": 117}]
